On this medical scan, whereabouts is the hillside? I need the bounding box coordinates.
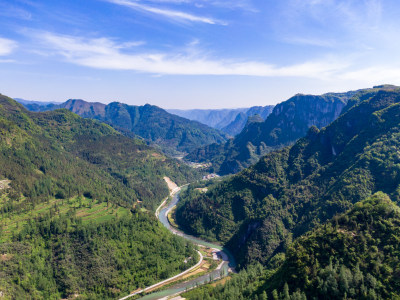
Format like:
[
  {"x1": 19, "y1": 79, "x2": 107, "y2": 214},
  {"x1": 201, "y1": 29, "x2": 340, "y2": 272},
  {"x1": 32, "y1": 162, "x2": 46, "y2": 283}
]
[
  {"x1": 182, "y1": 193, "x2": 400, "y2": 299},
  {"x1": 186, "y1": 90, "x2": 359, "y2": 175},
  {"x1": 19, "y1": 99, "x2": 228, "y2": 156},
  {"x1": 176, "y1": 87, "x2": 400, "y2": 269},
  {"x1": 0, "y1": 94, "x2": 199, "y2": 299},
  {"x1": 168, "y1": 105, "x2": 274, "y2": 136}
]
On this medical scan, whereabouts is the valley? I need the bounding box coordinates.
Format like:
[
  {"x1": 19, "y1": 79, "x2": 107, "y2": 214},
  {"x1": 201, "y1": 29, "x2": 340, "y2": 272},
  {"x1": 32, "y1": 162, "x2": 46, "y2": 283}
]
[{"x1": 4, "y1": 1, "x2": 400, "y2": 299}]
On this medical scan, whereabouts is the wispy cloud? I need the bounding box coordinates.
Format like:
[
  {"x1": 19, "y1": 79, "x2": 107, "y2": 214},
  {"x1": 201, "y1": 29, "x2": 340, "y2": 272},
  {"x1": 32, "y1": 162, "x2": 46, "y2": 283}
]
[
  {"x1": 283, "y1": 36, "x2": 336, "y2": 48},
  {"x1": 0, "y1": 37, "x2": 17, "y2": 56},
  {"x1": 106, "y1": 0, "x2": 226, "y2": 25},
  {"x1": 35, "y1": 32, "x2": 349, "y2": 78},
  {"x1": 0, "y1": 2, "x2": 32, "y2": 20}
]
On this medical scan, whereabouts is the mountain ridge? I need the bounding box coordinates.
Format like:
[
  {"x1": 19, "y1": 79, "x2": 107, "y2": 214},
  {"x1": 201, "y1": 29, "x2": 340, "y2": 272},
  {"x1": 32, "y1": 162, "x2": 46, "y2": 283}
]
[{"x1": 18, "y1": 98, "x2": 228, "y2": 156}]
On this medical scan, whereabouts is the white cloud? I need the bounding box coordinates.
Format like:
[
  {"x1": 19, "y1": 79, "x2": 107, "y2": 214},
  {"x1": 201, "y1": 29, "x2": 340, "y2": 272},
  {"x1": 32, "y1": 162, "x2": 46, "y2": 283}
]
[
  {"x1": 0, "y1": 37, "x2": 17, "y2": 56},
  {"x1": 106, "y1": 0, "x2": 226, "y2": 25},
  {"x1": 37, "y1": 32, "x2": 350, "y2": 78}
]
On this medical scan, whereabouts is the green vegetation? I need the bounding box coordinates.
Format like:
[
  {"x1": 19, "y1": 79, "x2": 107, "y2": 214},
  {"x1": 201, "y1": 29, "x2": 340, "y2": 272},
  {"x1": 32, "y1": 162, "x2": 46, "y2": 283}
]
[
  {"x1": 0, "y1": 94, "x2": 199, "y2": 299},
  {"x1": 267, "y1": 192, "x2": 400, "y2": 299},
  {"x1": 0, "y1": 212, "x2": 197, "y2": 299},
  {"x1": 177, "y1": 87, "x2": 400, "y2": 269}
]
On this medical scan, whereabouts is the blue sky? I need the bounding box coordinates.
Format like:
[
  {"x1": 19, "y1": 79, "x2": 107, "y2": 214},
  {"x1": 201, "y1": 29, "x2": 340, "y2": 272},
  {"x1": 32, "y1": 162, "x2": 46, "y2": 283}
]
[{"x1": 1, "y1": 0, "x2": 400, "y2": 108}]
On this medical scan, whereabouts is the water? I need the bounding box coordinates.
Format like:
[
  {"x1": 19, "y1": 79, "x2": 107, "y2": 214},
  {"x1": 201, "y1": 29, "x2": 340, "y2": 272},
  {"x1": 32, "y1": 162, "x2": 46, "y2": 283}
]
[{"x1": 138, "y1": 190, "x2": 235, "y2": 299}]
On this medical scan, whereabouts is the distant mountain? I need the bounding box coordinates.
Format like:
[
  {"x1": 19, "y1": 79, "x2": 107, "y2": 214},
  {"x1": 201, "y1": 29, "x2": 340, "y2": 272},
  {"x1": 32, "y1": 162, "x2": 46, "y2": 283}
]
[
  {"x1": 168, "y1": 105, "x2": 274, "y2": 136},
  {"x1": 186, "y1": 90, "x2": 361, "y2": 174},
  {"x1": 14, "y1": 98, "x2": 60, "y2": 107},
  {"x1": 17, "y1": 99, "x2": 228, "y2": 156}
]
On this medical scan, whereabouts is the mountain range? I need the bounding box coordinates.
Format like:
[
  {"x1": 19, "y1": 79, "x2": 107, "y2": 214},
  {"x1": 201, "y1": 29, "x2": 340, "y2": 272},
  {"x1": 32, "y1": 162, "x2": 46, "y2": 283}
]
[
  {"x1": 168, "y1": 105, "x2": 274, "y2": 136},
  {"x1": 19, "y1": 99, "x2": 229, "y2": 156}
]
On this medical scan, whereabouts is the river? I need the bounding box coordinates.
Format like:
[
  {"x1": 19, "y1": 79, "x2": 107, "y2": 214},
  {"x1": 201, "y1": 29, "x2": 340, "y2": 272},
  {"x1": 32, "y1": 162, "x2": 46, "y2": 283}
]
[{"x1": 138, "y1": 189, "x2": 236, "y2": 300}]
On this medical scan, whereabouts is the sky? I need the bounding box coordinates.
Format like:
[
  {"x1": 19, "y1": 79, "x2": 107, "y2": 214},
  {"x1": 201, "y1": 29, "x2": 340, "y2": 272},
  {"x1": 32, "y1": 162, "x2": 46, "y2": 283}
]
[{"x1": 1, "y1": 0, "x2": 400, "y2": 109}]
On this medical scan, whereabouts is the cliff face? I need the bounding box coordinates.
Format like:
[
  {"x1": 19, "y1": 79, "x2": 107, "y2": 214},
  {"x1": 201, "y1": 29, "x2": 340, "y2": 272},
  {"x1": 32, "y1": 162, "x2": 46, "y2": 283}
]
[{"x1": 187, "y1": 90, "x2": 359, "y2": 175}]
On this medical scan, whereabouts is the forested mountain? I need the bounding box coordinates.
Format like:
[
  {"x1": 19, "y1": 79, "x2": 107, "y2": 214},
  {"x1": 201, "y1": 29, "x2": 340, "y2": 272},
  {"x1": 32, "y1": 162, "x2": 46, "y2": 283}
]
[
  {"x1": 176, "y1": 86, "x2": 400, "y2": 270},
  {"x1": 168, "y1": 105, "x2": 274, "y2": 136},
  {"x1": 19, "y1": 99, "x2": 228, "y2": 156},
  {"x1": 186, "y1": 90, "x2": 360, "y2": 175},
  {"x1": 0, "y1": 94, "x2": 199, "y2": 298},
  {"x1": 182, "y1": 192, "x2": 400, "y2": 299}
]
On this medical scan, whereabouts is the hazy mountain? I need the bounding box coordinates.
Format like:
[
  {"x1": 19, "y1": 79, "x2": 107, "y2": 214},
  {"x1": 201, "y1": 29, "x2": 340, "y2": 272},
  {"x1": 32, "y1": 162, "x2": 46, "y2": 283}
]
[
  {"x1": 168, "y1": 105, "x2": 274, "y2": 136},
  {"x1": 186, "y1": 89, "x2": 362, "y2": 175},
  {"x1": 13, "y1": 98, "x2": 60, "y2": 106},
  {"x1": 17, "y1": 99, "x2": 228, "y2": 156}
]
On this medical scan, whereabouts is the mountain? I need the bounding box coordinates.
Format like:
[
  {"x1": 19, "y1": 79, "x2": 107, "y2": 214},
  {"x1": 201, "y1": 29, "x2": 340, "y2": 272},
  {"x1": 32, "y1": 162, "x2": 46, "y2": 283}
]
[
  {"x1": 186, "y1": 90, "x2": 361, "y2": 175},
  {"x1": 168, "y1": 105, "x2": 274, "y2": 136},
  {"x1": 182, "y1": 192, "x2": 400, "y2": 299},
  {"x1": 176, "y1": 86, "x2": 400, "y2": 269},
  {"x1": 167, "y1": 108, "x2": 247, "y2": 129},
  {"x1": 17, "y1": 99, "x2": 228, "y2": 156},
  {"x1": 13, "y1": 98, "x2": 60, "y2": 106},
  {"x1": 0, "y1": 94, "x2": 199, "y2": 298}
]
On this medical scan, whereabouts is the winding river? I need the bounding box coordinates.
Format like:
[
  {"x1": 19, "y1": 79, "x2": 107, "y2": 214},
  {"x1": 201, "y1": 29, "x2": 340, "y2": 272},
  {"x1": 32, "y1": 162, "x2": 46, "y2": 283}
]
[{"x1": 138, "y1": 189, "x2": 236, "y2": 300}]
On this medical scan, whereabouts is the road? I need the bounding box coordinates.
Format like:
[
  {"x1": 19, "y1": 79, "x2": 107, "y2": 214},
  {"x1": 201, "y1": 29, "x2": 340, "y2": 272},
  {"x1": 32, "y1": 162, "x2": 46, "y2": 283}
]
[{"x1": 119, "y1": 186, "x2": 236, "y2": 300}]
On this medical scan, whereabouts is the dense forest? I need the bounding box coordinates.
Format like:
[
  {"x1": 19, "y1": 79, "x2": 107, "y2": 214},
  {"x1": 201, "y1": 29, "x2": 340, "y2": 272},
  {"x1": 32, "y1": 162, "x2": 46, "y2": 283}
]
[
  {"x1": 182, "y1": 192, "x2": 400, "y2": 299},
  {"x1": 176, "y1": 86, "x2": 400, "y2": 268},
  {"x1": 1, "y1": 213, "x2": 197, "y2": 299},
  {"x1": 0, "y1": 94, "x2": 199, "y2": 299}
]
